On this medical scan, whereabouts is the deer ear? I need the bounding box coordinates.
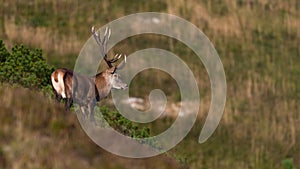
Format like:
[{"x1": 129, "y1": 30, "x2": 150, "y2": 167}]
[{"x1": 107, "y1": 66, "x2": 116, "y2": 74}]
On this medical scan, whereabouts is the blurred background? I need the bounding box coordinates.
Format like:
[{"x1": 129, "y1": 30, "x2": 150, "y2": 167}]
[{"x1": 0, "y1": 0, "x2": 299, "y2": 168}]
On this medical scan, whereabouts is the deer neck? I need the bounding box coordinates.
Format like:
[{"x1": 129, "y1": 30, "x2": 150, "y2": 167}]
[{"x1": 95, "y1": 73, "x2": 112, "y2": 100}]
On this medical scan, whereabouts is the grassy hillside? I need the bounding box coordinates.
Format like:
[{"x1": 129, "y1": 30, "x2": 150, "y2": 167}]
[
  {"x1": 0, "y1": 0, "x2": 300, "y2": 168},
  {"x1": 0, "y1": 84, "x2": 185, "y2": 169}
]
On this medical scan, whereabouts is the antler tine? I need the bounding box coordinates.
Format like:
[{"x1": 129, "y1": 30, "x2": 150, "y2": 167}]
[
  {"x1": 102, "y1": 27, "x2": 111, "y2": 55},
  {"x1": 92, "y1": 26, "x2": 107, "y2": 58},
  {"x1": 92, "y1": 26, "x2": 125, "y2": 69},
  {"x1": 116, "y1": 54, "x2": 127, "y2": 70},
  {"x1": 103, "y1": 27, "x2": 111, "y2": 41},
  {"x1": 91, "y1": 26, "x2": 102, "y2": 46},
  {"x1": 107, "y1": 53, "x2": 122, "y2": 63},
  {"x1": 92, "y1": 26, "x2": 115, "y2": 67}
]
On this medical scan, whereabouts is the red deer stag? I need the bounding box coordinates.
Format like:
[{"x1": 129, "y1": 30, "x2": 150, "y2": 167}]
[{"x1": 51, "y1": 27, "x2": 128, "y2": 121}]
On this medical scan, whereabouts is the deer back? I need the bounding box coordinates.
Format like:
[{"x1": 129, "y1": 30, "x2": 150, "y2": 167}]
[{"x1": 72, "y1": 72, "x2": 99, "y2": 106}]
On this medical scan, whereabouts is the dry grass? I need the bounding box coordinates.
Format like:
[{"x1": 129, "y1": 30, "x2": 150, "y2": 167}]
[
  {"x1": 0, "y1": 0, "x2": 300, "y2": 168},
  {"x1": 3, "y1": 19, "x2": 82, "y2": 56},
  {"x1": 166, "y1": 0, "x2": 242, "y2": 37},
  {"x1": 0, "y1": 84, "x2": 185, "y2": 169}
]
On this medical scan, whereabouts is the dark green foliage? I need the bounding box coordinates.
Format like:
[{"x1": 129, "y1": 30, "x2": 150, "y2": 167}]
[
  {"x1": 97, "y1": 106, "x2": 160, "y2": 149},
  {"x1": 0, "y1": 40, "x2": 9, "y2": 63},
  {"x1": 0, "y1": 40, "x2": 54, "y2": 90},
  {"x1": 98, "y1": 106, "x2": 150, "y2": 138},
  {"x1": 282, "y1": 158, "x2": 295, "y2": 169},
  {"x1": 0, "y1": 40, "x2": 10, "y2": 81}
]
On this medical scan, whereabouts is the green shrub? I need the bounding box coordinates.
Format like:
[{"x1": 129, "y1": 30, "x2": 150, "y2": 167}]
[
  {"x1": 0, "y1": 40, "x2": 54, "y2": 91},
  {"x1": 96, "y1": 106, "x2": 160, "y2": 149},
  {"x1": 97, "y1": 106, "x2": 150, "y2": 138},
  {"x1": 282, "y1": 158, "x2": 295, "y2": 169},
  {"x1": 0, "y1": 40, "x2": 10, "y2": 80}
]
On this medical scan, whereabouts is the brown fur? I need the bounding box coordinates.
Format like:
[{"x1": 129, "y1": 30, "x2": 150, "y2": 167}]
[
  {"x1": 51, "y1": 68, "x2": 74, "y2": 110},
  {"x1": 50, "y1": 66, "x2": 126, "y2": 122},
  {"x1": 94, "y1": 71, "x2": 112, "y2": 101},
  {"x1": 53, "y1": 71, "x2": 59, "y2": 82}
]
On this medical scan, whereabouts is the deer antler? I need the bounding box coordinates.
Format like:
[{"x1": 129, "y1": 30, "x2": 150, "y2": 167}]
[
  {"x1": 115, "y1": 54, "x2": 126, "y2": 70},
  {"x1": 91, "y1": 26, "x2": 126, "y2": 69}
]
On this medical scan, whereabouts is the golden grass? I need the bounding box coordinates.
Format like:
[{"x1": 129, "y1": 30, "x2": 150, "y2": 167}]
[
  {"x1": 0, "y1": 0, "x2": 300, "y2": 168},
  {"x1": 3, "y1": 19, "x2": 82, "y2": 56},
  {"x1": 0, "y1": 84, "x2": 185, "y2": 169},
  {"x1": 166, "y1": 0, "x2": 242, "y2": 37}
]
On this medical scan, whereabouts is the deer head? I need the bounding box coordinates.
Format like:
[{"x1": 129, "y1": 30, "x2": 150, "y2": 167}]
[
  {"x1": 92, "y1": 26, "x2": 128, "y2": 92},
  {"x1": 105, "y1": 66, "x2": 128, "y2": 90}
]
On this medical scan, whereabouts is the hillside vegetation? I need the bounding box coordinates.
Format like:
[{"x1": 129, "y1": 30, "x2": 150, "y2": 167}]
[
  {"x1": 0, "y1": 84, "x2": 183, "y2": 169},
  {"x1": 0, "y1": 0, "x2": 300, "y2": 168}
]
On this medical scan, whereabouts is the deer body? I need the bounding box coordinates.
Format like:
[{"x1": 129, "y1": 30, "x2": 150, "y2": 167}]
[
  {"x1": 51, "y1": 66, "x2": 127, "y2": 121},
  {"x1": 51, "y1": 26, "x2": 127, "y2": 122}
]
